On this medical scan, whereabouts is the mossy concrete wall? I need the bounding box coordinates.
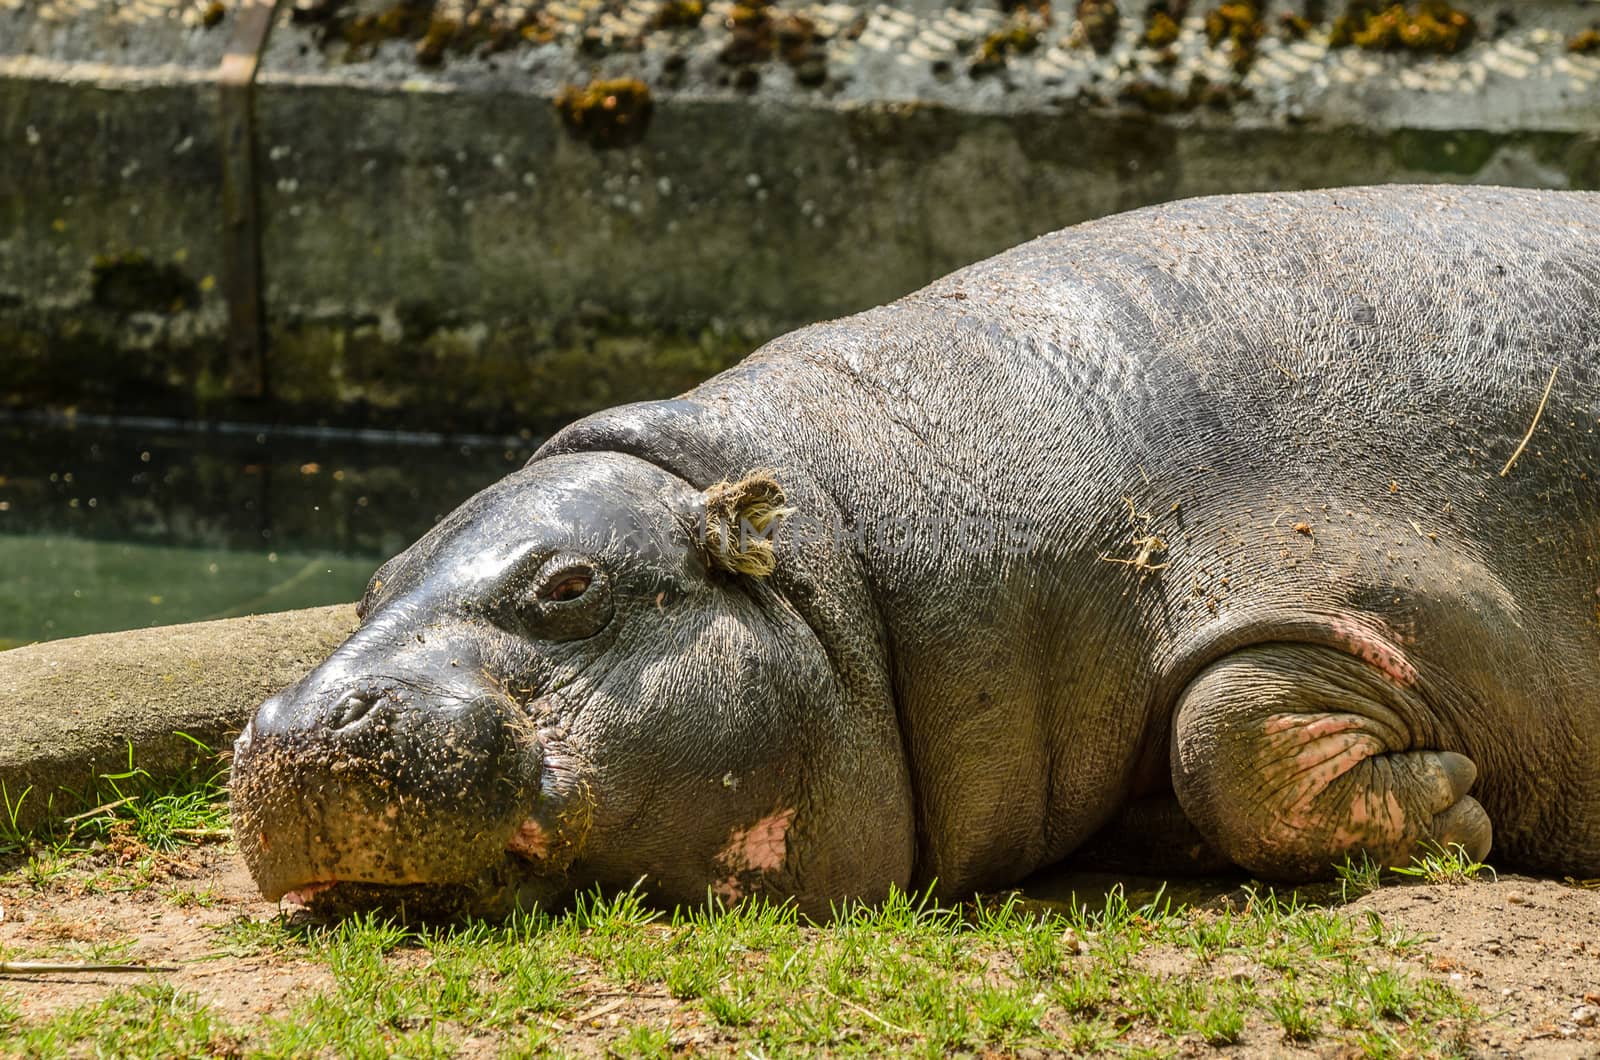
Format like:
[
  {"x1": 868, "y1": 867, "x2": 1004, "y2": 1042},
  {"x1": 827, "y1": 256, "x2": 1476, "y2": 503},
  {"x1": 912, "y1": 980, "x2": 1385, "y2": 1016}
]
[
  {"x1": 4, "y1": 0, "x2": 1599, "y2": 433},
  {"x1": 0, "y1": 604, "x2": 355, "y2": 832}
]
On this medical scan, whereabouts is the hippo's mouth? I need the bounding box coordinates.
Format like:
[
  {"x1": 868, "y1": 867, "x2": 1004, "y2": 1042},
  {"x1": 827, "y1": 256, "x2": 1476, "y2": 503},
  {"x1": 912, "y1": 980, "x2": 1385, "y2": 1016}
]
[
  {"x1": 276, "y1": 851, "x2": 571, "y2": 922},
  {"x1": 282, "y1": 881, "x2": 337, "y2": 906}
]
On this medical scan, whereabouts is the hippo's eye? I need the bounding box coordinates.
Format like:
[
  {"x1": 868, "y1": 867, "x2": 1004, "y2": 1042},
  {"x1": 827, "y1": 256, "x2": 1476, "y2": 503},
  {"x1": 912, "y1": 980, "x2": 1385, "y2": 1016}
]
[
  {"x1": 548, "y1": 574, "x2": 590, "y2": 602},
  {"x1": 520, "y1": 557, "x2": 612, "y2": 641}
]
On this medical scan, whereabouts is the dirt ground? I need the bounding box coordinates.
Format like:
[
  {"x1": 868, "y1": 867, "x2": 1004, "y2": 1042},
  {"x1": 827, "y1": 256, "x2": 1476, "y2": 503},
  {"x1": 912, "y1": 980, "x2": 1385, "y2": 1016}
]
[
  {"x1": 1352, "y1": 880, "x2": 1600, "y2": 1057},
  {"x1": 0, "y1": 844, "x2": 332, "y2": 1030},
  {"x1": 1, "y1": 841, "x2": 1598, "y2": 1057}
]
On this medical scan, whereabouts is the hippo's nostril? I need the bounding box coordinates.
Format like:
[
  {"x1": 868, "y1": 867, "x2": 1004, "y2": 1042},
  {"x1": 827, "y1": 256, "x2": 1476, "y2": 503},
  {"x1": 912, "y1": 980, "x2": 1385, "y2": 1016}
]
[{"x1": 332, "y1": 692, "x2": 375, "y2": 730}]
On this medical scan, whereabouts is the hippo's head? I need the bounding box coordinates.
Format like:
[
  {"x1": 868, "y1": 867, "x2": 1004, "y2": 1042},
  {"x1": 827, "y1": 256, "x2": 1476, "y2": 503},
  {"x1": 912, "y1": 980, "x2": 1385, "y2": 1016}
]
[{"x1": 230, "y1": 451, "x2": 914, "y2": 919}]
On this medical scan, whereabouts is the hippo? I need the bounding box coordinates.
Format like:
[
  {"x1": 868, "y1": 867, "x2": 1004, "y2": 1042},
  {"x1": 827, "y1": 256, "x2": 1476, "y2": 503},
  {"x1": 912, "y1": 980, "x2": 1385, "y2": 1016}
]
[{"x1": 231, "y1": 185, "x2": 1600, "y2": 918}]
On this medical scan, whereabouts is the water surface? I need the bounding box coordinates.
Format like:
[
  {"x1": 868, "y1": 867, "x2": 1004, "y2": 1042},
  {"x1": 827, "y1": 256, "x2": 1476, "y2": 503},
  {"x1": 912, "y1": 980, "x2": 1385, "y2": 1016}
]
[{"x1": 0, "y1": 416, "x2": 536, "y2": 647}]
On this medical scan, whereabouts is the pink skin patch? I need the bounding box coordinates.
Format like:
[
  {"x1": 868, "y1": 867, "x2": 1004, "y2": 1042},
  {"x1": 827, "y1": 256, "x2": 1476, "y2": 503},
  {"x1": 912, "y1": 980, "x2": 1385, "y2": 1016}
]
[
  {"x1": 1327, "y1": 617, "x2": 1417, "y2": 687},
  {"x1": 712, "y1": 808, "x2": 796, "y2": 904},
  {"x1": 283, "y1": 881, "x2": 336, "y2": 906},
  {"x1": 1329, "y1": 789, "x2": 1406, "y2": 850},
  {"x1": 1256, "y1": 714, "x2": 1414, "y2": 856},
  {"x1": 1259, "y1": 713, "x2": 1387, "y2": 833},
  {"x1": 506, "y1": 819, "x2": 553, "y2": 860},
  {"x1": 722, "y1": 809, "x2": 796, "y2": 873}
]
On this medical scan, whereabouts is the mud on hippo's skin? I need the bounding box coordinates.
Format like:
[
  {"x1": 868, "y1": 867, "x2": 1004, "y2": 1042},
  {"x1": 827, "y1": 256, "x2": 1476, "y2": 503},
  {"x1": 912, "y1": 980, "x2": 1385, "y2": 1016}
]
[{"x1": 232, "y1": 451, "x2": 914, "y2": 917}]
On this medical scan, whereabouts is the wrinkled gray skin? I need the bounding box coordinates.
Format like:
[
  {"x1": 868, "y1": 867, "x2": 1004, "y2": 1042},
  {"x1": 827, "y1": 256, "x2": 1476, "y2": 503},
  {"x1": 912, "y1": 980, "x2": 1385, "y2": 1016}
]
[{"x1": 232, "y1": 186, "x2": 1600, "y2": 919}]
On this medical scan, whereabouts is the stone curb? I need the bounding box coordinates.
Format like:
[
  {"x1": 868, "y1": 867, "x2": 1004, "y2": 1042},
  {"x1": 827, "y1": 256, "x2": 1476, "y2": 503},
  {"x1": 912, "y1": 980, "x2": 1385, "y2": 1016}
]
[{"x1": 0, "y1": 604, "x2": 355, "y2": 834}]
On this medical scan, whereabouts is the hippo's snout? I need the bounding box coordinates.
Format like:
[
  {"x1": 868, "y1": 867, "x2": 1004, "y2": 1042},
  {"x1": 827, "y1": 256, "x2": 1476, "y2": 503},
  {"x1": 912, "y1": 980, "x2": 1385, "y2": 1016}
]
[
  {"x1": 247, "y1": 675, "x2": 498, "y2": 744},
  {"x1": 232, "y1": 666, "x2": 543, "y2": 904},
  {"x1": 242, "y1": 685, "x2": 376, "y2": 746}
]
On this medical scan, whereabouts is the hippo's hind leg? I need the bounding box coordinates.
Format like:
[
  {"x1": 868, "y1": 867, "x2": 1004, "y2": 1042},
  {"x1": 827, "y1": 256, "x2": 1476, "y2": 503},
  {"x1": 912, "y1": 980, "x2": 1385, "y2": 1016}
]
[{"x1": 1170, "y1": 644, "x2": 1492, "y2": 880}]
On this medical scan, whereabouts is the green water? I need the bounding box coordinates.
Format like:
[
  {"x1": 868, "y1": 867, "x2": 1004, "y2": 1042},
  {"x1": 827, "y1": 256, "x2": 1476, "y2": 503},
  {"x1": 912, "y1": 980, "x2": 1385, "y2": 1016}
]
[
  {"x1": 0, "y1": 535, "x2": 375, "y2": 647},
  {"x1": 0, "y1": 418, "x2": 534, "y2": 647}
]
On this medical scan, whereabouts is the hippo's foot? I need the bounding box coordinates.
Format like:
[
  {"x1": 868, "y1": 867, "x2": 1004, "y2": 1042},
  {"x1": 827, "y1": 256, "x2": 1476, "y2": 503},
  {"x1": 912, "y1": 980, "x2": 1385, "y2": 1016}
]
[{"x1": 1170, "y1": 644, "x2": 1492, "y2": 880}]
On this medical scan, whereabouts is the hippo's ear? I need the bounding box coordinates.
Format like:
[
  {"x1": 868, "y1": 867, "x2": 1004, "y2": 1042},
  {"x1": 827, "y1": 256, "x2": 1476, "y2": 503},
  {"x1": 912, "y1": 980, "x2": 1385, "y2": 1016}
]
[{"x1": 696, "y1": 472, "x2": 794, "y2": 579}]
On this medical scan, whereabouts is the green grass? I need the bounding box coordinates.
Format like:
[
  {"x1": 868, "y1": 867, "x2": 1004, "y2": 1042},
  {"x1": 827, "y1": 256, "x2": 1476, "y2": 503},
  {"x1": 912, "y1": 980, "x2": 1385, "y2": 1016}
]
[
  {"x1": 1389, "y1": 843, "x2": 1498, "y2": 886},
  {"x1": 0, "y1": 736, "x2": 230, "y2": 859},
  {"x1": 6, "y1": 984, "x2": 241, "y2": 1059},
  {"x1": 0, "y1": 772, "x2": 1504, "y2": 1058},
  {"x1": 0, "y1": 879, "x2": 1494, "y2": 1058},
  {"x1": 1335, "y1": 844, "x2": 1496, "y2": 894}
]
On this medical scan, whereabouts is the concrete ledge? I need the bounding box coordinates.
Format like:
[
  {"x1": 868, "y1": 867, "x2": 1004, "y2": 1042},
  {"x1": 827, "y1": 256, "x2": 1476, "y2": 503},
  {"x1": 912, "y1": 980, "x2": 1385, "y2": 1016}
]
[
  {"x1": 0, "y1": 604, "x2": 355, "y2": 832},
  {"x1": 5, "y1": 0, "x2": 1600, "y2": 432}
]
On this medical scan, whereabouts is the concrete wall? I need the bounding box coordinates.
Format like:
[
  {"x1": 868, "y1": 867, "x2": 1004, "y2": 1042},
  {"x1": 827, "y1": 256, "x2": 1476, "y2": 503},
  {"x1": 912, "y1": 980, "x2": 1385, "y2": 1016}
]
[{"x1": 4, "y1": 0, "x2": 1599, "y2": 433}]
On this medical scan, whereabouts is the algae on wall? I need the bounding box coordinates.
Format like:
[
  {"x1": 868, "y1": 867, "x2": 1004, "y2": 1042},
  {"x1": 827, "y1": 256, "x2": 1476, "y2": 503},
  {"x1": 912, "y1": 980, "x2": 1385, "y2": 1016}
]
[{"x1": 4, "y1": 0, "x2": 1598, "y2": 434}]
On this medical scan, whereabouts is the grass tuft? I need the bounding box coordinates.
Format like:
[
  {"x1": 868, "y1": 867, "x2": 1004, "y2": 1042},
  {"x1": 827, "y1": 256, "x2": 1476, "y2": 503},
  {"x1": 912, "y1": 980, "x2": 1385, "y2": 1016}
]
[{"x1": 1390, "y1": 843, "x2": 1497, "y2": 885}]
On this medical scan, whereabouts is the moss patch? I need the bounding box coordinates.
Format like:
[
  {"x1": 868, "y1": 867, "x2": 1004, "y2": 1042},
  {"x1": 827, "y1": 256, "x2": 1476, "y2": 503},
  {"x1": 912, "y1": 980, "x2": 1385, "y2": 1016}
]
[
  {"x1": 1142, "y1": 2, "x2": 1184, "y2": 49},
  {"x1": 716, "y1": 2, "x2": 828, "y2": 86},
  {"x1": 775, "y1": 13, "x2": 826, "y2": 82},
  {"x1": 651, "y1": 0, "x2": 703, "y2": 30},
  {"x1": 89, "y1": 254, "x2": 199, "y2": 316},
  {"x1": 554, "y1": 79, "x2": 654, "y2": 150},
  {"x1": 972, "y1": 15, "x2": 1046, "y2": 74},
  {"x1": 1328, "y1": 1, "x2": 1475, "y2": 54},
  {"x1": 1077, "y1": 0, "x2": 1121, "y2": 54},
  {"x1": 1119, "y1": 72, "x2": 1249, "y2": 112},
  {"x1": 294, "y1": 0, "x2": 557, "y2": 65},
  {"x1": 1569, "y1": 28, "x2": 1600, "y2": 55},
  {"x1": 719, "y1": 0, "x2": 774, "y2": 64},
  {"x1": 1278, "y1": 11, "x2": 1314, "y2": 39},
  {"x1": 1203, "y1": 2, "x2": 1266, "y2": 72}
]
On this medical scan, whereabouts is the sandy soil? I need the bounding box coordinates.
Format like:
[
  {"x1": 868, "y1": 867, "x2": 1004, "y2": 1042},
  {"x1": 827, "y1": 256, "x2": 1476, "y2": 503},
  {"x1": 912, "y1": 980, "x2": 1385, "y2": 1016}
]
[
  {"x1": 1352, "y1": 879, "x2": 1600, "y2": 1056},
  {"x1": 0, "y1": 843, "x2": 330, "y2": 1029}
]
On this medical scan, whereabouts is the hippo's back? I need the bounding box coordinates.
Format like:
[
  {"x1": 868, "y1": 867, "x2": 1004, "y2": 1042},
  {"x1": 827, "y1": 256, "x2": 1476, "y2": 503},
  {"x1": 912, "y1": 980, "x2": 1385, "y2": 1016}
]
[
  {"x1": 925, "y1": 185, "x2": 1600, "y2": 486},
  {"x1": 743, "y1": 185, "x2": 1600, "y2": 582}
]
